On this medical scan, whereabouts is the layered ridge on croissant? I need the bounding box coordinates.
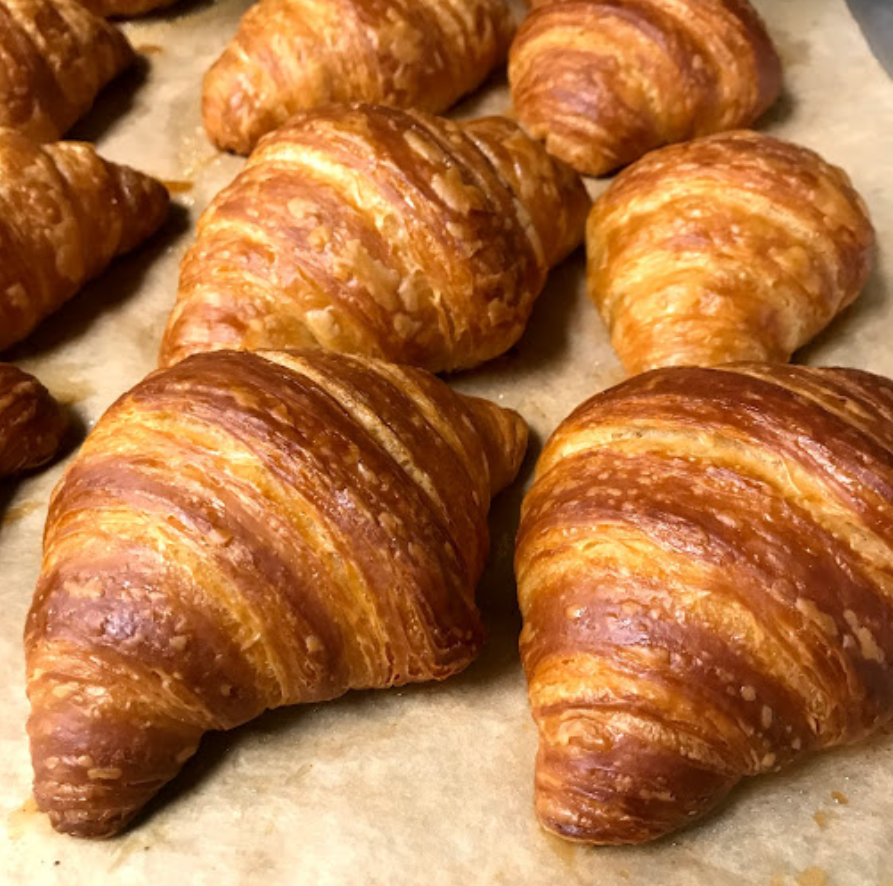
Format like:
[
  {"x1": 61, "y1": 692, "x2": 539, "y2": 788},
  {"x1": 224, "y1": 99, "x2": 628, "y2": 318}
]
[
  {"x1": 516, "y1": 363, "x2": 893, "y2": 844},
  {"x1": 586, "y1": 131, "x2": 875, "y2": 375},
  {"x1": 509, "y1": 0, "x2": 782, "y2": 176},
  {"x1": 26, "y1": 348, "x2": 528, "y2": 838},
  {"x1": 203, "y1": 0, "x2": 515, "y2": 155},
  {"x1": 0, "y1": 0, "x2": 133, "y2": 141},
  {"x1": 160, "y1": 104, "x2": 589, "y2": 373},
  {"x1": 0, "y1": 130, "x2": 170, "y2": 352},
  {"x1": 0, "y1": 363, "x2": 67, "y2": 477}
]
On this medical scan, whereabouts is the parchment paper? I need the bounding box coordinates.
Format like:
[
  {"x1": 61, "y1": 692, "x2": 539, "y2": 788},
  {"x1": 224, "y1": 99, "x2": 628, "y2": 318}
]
[{"x1": 2, "y1": 1, "x2": 893, "y2": 883}]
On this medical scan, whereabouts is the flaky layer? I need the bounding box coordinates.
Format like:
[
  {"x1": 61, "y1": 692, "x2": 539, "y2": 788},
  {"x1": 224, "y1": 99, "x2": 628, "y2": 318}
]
[
  {"x1": 161, "y1": 104, "x2": 589, "y2": 372},
  {"x1": 509, "y1": 0, "x2": 781, "y2": 176},
  {"x1": 586, "y1": 131, "x2": 875, "y2": 374},
  {"x1": 27, "y1": 349, "x2": 528, "y2": 837},
  {"x1": 516, "y1": 364, "x2": 893, "y2": 844}
]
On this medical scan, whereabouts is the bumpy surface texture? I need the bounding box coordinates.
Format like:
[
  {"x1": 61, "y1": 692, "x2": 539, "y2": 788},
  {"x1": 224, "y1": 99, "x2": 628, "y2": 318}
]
[
  {"x1": 0, "y1": 363, "x2": 67, "y2": 477},
  {"x1": 0, "y1": 129, "x2": 169, "y2": 352},
  {"x1": 0, "y1": 0, "x2": 133, "y2": 141},
  {"x1": 26, "y1": 349, "x2": 528, "y2": 838},
  {"x1": 161, "y1": 105, "x2": 589, "y2": 372},
  {"x1": 509, "y1": 0, "x2": 782, "y2": 175},
  {"x1": 586, "y1": 131, "x2": 875, "y2": 374},
  {"x1": 203, "y1": 0, "x2": 515, "y2": 154},
  {"x1": 516, "y1": 363, "x2": 893, "y2": 844}
]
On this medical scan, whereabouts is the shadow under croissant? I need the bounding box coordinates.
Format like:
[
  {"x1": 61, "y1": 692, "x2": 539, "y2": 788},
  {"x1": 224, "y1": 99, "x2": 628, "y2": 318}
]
[{"x1": 5, "y1": 203, "x2": 191, "y2": 365}]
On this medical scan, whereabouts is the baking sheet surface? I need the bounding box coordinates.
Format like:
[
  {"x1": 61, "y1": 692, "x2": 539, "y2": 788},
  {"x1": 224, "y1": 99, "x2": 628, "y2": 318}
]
[{"x1": 2, "y1": 1, "x2": 893, "y2": 883}]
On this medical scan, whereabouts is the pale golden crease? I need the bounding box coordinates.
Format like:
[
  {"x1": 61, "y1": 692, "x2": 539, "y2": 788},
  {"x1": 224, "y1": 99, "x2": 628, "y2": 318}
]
[
  {"x1": 160, "y1": 104, "x2": 590, "y2": 373},
  {"x1": 0, "y1": 0, "x2": 133, "y2": 141},
  {"x1": 0, "y1": 129, "x2": 170, "y2": 352},
  {"x1": 515, "y1": 363, "x2": 893, "y2": 845},
  {"x1": 509, "y1": 0, "x2": 782, "y2": 176},
  {"x1": 585, "y1": 130, "x2": 875, "y2": 375},
  {"x1": 202, "y1": 0, "x2": 515, "y2": 155},
  {"x1": 26, "y1": 348, "x2": 528, "y2": 838}
]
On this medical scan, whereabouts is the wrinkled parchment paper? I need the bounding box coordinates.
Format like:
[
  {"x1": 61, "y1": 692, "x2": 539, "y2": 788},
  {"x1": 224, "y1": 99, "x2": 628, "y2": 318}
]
[{"x1": 2, "y1": 1, "x2": 893, "y2": 882}]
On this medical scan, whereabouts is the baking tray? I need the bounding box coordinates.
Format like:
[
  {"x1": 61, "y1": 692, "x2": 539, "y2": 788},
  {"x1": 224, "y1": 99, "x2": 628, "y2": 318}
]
[{"x1": 2, "y1": 0, "x2": 893, "y2": 883}]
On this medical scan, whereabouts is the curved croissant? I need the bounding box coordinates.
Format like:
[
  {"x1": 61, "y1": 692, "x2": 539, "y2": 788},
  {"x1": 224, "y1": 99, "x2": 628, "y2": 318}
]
[
  {"x1": 0, "y1": 364, "x2": 67, "y2": 478},
  {"x1": 509, "y1": 0, "x2": 781, "y2": 176},
  {"x1": 160, "y1": 105, "x2": 589, "y2": 373},
  {"x1": 0, "y1": 0, "x2": 133, "y2": 141},
  {"x1": 586, "y1": 131, "x2": 875, "y2": 375},
  {"x1": 26, "y1": 348, "x2": 528, "y2": 837},
  {"x1": 203, "y1": 0, "x2": 515, "y2": 155},
  {"x1": 516, "y1": 363, "x2": 893, "y2": 844},
  {"x1": 0, "y1": 130, "x2": 169, "y2": 352}
]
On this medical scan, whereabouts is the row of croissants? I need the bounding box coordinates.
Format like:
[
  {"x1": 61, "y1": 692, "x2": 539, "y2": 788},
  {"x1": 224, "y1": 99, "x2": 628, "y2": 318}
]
[{"x1": 3, "y1": 0, "x2": 892, "y2": 852}]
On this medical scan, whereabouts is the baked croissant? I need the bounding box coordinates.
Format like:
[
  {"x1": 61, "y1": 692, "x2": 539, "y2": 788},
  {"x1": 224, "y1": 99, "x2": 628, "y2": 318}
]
[
  {"x1": 26, "y1": 348, "x2": 528, "y2": 838},
  {"x1": 586, "y1": 131, "x2": 875, "y2": 375},
  {"x1": 516, "y1": 363, "x2": 893, "y2": 845},
  {"x1": 0, "y1": 0, "x2": 133, "y2": 142},
  {"x1": 72, "y1": 0, "x2": 179, "y2": 17},
  {"x1": 160, "y1": 105, "x2": 589, "y2": 373},
  {"x1": 509, "y1": 0, "x2": 782, "y2": 176},
  {"x1": 0, "y1": 129, "x2": 169, "y2": 352},
  {"x1": 203, "y1": 0, "x2": 515, "y2": 155},
  {"x1": 0, "y1": 364, "x2": 67, "y2": 478}
]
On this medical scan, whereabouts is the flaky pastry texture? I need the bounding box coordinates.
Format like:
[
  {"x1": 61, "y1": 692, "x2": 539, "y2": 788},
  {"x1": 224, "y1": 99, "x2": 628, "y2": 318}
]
[
  {"x1": 27, "y1": 348, "x2": 528, "y2": 837},
  {"x1": 517, "y1": 363, "x2": 893, "y2": 844}
]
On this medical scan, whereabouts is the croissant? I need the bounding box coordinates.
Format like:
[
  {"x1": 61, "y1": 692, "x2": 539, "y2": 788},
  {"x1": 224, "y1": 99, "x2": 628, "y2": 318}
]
[
  {"x1": 26, "y1": 348, "x2": 528, "y2": 837},
  {"x1": 72, "y1": 0, "x2": 179, "y2": 17},
  {"x1": 509, "y1": 0, "x2": 782, "y2": 176},
  {"x1": 0, "y1": 129, "x2": 169, "y2": 353},
  {"x1": 0, "y1": 0, "x2": 133, "y2": 142},
  {"x1": 202, "y1": 0, "x2": 515, "y2": 155},
  {"x1": 0, "y1": 364, "x2": 67, "y2": 478},
  {"x1": 516, "y1": 362, "x2": 893, "y2": 844},
  {"x1": 586, "y1": 131, "x2": 875, "y2": 375},
  {"x1": 160, "y1": 104, "x2": 589, "y2": 373}
]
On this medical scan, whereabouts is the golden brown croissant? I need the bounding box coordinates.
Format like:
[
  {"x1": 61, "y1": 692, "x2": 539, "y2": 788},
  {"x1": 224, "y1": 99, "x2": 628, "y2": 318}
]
[
  {"x1": 509, "y1": 0, "x2": 782, "y2": 176},
  {"x1": 26, "y1": 348, "x2": 528, "y2": 838},
  {"x1": 586, "y1": 131, "x2": 875, "y2": 375},
  {"x1": 202, "y1": 0, "x2": 516, "y2": 155},
  {"x1": 160, "y1": 104, "x2": 589, "y2": 373},
  {"x1": 0, "y1": 129, "x2": 169, "y2": 352},
  {"x1": 516, "y1": 363, "x2": 893, "y2": 845},
  {"x1": 0, "y1": 363, "x2": 67, "y2": 478},
  {"x1": 0, "y1": 0, "x2": 133, "y2": 141},
  {"x1": 72, "y1": 0, "x2": 179, "y2": 17}
]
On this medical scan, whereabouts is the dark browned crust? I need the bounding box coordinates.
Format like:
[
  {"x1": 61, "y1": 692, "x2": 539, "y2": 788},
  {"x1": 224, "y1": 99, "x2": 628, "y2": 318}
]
[
  {"x1": 508, "y1": 0, "x2": 783, "y2": 176},
  {"x1": 516, "y1": 363, "x2": 893, "y2": 844},
  {"x1": 26, "y1": 348, "x2": 528, "y2": 837},
  {"x1": 0, "y1": 363, "x2": 67, "y2": 477}
]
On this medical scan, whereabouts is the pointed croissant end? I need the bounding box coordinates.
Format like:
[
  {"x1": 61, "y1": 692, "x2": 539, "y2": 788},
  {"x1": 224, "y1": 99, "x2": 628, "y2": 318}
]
[
  {"x1": 104, "y1": 161, "x2": 171, "y2": 256},
  {"x1": 533, "y1": 726, "x2": 738, "y2": 844},
  {"x1": 202, "y1": 53, "x2": 271, "y2": 155},
  {"x1": 463, "y1": 396, "x2": 528, "y2": 499},
  {"x1": 27, "y1": 673, "x2": 201, "y2": 838}
]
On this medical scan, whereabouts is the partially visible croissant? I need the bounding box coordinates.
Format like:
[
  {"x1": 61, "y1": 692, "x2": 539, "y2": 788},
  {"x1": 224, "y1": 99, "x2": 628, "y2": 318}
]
[
  {"x1": 203, "y1": 0, "x2": 516, "y2": 155},
  {"x1": 0, "y1": 129, "x2": 169, "y2": 352},
  {"x1": 586, "y1": 131, "x2": 875, "y2": 375},
  {"x1": 0, "y1": 0, "x2": 133, "y2": 141},
  {"x1": 26, "y1": 348, "x2": 528, "y2": 838},
  {"x1": 0, "y1": 364, "x2": 67, "y2": 478},
  {"x1": 509, "y1": 0, "x2": 781, "y2": 176},
  {"x1": 72, "y1": 0, "x2": 180, "y2": 16},
  {"x1": 160, "y1": 104, "x2": 589, "y2": 373},
  {"x1": 516, "y1": 363, "x2": 893, "y2": 844}
]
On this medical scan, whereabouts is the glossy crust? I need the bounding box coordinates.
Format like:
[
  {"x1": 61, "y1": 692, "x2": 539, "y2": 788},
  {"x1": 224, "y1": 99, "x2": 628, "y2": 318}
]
[
  {"x1": 509, "y1": 0, "x2": 782, "y2": 176},
  {"x1": 0, "y1": 0, "x2": 133, "y2": 141},
  {"x1": 26, "y1": 348, "x2": 528, "y2": 838},
  {"x1": 0, "y1": 363, "x2": 67, "y2": 477},
  {"x1": 72, "y1": 0, "x2": 180, "y2": 16},
  {"x1": 586, "y1": 131, "x2": 875, "y2": 375},
  {"x1": 160, "y1": 105, "x2": 589, "y2": 373},
  {"x1": 0, "y1": 129, "x2": 170, "y2": 352},
  {"x1": 203, "y1": 0, "x2": 515, "y2": 155},
  {"x1": 516, "y1": 363, "x2": 893, "y2": 844}
]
